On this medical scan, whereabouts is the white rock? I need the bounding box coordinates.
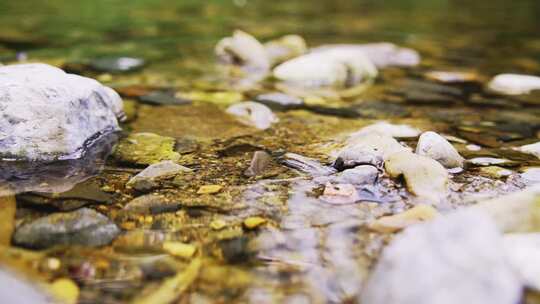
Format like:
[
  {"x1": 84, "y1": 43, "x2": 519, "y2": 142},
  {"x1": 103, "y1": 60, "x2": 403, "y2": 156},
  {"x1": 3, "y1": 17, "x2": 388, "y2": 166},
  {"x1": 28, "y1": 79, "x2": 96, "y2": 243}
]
[
  {"x1": 311, "y1": 43, "x2": 420, "y2": 68},
  {"x1": 273, "y1": 48, "x2": 377, "y2": 89},
  {"x1": 337, "y1": 165, "x2": 379, "y2": 185},
  {"x1": 361, "y1": 209, "x2": 522, "y2": 304},
  {"x1": 350, "y1": 121, "x2": 421, "y2": 138},
  {"x1": 488, "y1": 73, "x2": 540, "y2": 95},
  {"x1": 471, "y1": 184, "x2": 540, "y2": 233},
  {"x1": 521, "y1": 167, "x2": 540, "y2": 185},
  {"x1": 0, "y1": 63, "x2": 123, "y2": 161},
  {"x1": 468, "y1": 157, "x2": 510, "y2": 166},
  {"x1": 503, "y1": 233, "x2": 540, "y2": 291},
  {"x1": 226, "y1": 101, "x2": 278, "y2": 130},
  {"x1": 416, "y1": 131, "x2": 464, "y2": 168},
  {"x1": 517, "y1": 141, "x2": 540, "y2": 159},
  {"x1": 215, "y1": 30, "x2": 270, "y2": 72}
]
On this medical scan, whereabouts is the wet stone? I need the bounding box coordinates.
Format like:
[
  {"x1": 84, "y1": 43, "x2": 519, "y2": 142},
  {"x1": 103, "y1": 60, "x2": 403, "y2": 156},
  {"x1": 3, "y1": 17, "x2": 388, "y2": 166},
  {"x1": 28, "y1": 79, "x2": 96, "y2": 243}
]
[
  {"x1": 123, "y1": 194, "x2": 180, "y2": 215},
  {"x1": 488, "y1": 74, "x2": 540, "y2": 95},
  {"x1": 113, "y1": 132, "x2": 180, "y2": 165},
  {"x1": 89, "y1": 57, "x2": 145, "y2": 73},
  {"x1": 518, "y1": 141, "x2": 540, "y2": 159},
  {"x1": 138, "y1": 91, "x2": 191, "y2": 106},
  {"x1": 17, "y1": 178, "x2": 114, "y2": 211},
  {"x1": 335, "y1": 165, "x2": 379, "y2": 185},
  {"x1": 385, "y1": 151, "x2": 449, "y2": 203},
  {"x1": 254, "y1": 93, "x2": 304, "y2": 111},
  {"x1": 280, "y1": 153, "x2": 336, "y2": 177},
  {"x1": 415, "y1": 131, "x2": 465, "y2": 168},
  {"x1": 13, "y1": 208, "x2": 120, "y2": 249},
  {"x1": 127, "y1": 160, "x2": 192, "y2": 192},
  {"x1": 351, "y1": 121, "x2": 420, "y2": 138}
]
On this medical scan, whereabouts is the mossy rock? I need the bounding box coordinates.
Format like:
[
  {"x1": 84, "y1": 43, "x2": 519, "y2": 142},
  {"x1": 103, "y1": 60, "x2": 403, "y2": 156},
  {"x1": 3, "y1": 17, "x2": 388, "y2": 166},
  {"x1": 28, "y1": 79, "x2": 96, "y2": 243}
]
[{"x1": 113, "y1": 132, "x2": 180, "y2": 165}]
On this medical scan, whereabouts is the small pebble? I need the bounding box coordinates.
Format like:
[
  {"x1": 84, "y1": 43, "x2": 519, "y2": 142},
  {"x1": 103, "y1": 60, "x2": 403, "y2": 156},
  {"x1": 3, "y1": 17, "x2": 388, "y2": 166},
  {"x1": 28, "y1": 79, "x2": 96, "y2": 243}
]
[
  {"x1": 320, "y1": 182, "x2": 360, "y2": 205},
  {"x1": 163, "y1": 241, "x2": 197, "y2": 259},
  {"x1": 210, "y1": 219, "x2": 227, "y2": 230},
  {"x1": 243, "y1": 217, "x2": 267, "y2": 229},
  {"x1": 197, "y1": 185, "x2": 223, "y2": 194},
  {"x1": 48, "y1": 278, "x2": 79, "y2": 304}
]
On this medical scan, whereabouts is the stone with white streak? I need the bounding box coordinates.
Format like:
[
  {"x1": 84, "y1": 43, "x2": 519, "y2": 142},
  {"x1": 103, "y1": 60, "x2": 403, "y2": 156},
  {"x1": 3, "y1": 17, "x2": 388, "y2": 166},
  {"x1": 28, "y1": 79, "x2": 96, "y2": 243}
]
[{"x1": 0, "y1": 63, "x2": 123, "y2": 161}]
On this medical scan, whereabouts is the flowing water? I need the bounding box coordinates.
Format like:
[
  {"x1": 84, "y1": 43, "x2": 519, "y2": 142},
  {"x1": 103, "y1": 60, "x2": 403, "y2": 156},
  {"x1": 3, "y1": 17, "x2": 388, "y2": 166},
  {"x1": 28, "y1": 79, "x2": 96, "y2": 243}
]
[{"x1": 0, "y1": 1, "x2": 540, "y2": 303}]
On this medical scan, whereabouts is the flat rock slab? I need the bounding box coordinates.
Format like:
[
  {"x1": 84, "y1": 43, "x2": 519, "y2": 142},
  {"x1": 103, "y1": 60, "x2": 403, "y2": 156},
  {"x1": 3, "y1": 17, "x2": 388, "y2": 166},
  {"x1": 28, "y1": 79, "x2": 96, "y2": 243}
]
[{"x1": 0, "y1": 63, "x2": 123, "y2": 161}]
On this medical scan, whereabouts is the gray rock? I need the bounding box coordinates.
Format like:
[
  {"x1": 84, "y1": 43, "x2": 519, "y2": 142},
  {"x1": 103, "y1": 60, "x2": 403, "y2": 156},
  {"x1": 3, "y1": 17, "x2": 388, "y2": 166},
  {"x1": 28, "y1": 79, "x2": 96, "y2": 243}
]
[
  {"x1": 123, "y1": 194, "x2": 180, "y2": 214},
  {"x1": 255, "y1": 93, "x2": 304, "y2": 111},
  {"x1": 226, "y1": 101, "x2": 278, "y2": 130},
  {"x1": 333, "y1": 148, "x2": 384, "y2": 171},
  {"x1": 127, "y1": 160, "x2": 191, "y2": 192},
  {"x1": 0, "y1": 63, "x2": 123, "y2": 161},
  {"x1": 336, "y1": 165, "x2": 379, "y2": 185},
  {"x1": 361, "y1": 209, "x2": 522, "y2": 304},
  {"x1": 415, "y1": 131, "x2": 464, "y2": 168},
  {"x1": 13, "y1": 208, "x2": 120, "y2": 249},
  {"x1": 280, "y1": 153, "x2": 336, "y2": 177},
  {"x1": 333, "y1": 132, "x2": 409, "y2": 171}
]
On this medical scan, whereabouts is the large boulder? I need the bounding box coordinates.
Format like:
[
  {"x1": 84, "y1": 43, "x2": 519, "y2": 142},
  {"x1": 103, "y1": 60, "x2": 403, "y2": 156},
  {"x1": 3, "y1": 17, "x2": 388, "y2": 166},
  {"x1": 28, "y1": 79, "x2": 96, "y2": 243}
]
[
  {"x1": 0, "y1": 63, "x2": 123, "y2": 161},
  {"x1": 361, "y1": 209, "x2": 522, "y2": 304}
]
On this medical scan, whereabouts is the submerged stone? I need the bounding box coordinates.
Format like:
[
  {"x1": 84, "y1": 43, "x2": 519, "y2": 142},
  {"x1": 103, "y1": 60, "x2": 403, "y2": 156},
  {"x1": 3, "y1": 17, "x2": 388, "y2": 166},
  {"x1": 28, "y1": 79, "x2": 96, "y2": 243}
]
[
  {"x1": 488, "y1": 74, "x2": 540, "y2": 95},
  {"x1": 226, "y1": 101, "x2": 278, "y2": 130},
  {"x1": 113, "y1": 132, "x2": 180, "y2": 165},
  {"x1": 13, "y1": 208, "x2": 120, "y2": 249},
  {"x1": 138, "y1": 91, "x2": 191, "y2": 106},
  {"x1": 0, "y1": 63, "x2": 123, "y2": 161},
  {"x1": 127, "y1": 160, "x2": 192, "y2": 191},
  {"x1": 254, "y1": 92, "x2": 304, "y2": 111},
  {"x1": 320, "y1": 183, "x2": 360, "y2": 205},
  {"x1": 123, "y1": 194, "x2": 179, "y2": 214},
  {"x1": 89, "y1": 56, "x2": 145, "y2": 73},
  {"x1": 280, "y1": 153, "x2": 336, "y2": 177},
  {"x1": 362, "y1": 209, "x2": 522, "y2": 304},
  {"x1": 336, "y1": 165, "x2": 379, "y2": 185},
  {"x1": 415, "y1": 131, "x2": 465, "y2": 168}
]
